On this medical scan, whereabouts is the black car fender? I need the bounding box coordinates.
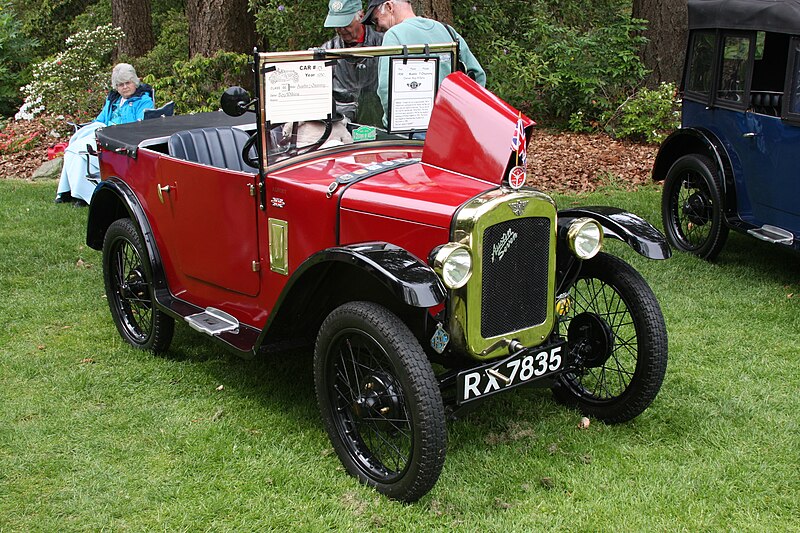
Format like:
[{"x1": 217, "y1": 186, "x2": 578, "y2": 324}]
[
  {"x1": 652, "y1": 127, "x2": 738, "y2": 212},
  {"x1": 86, "y1": 177, "x2": 171, "y2": 297},
  {"x1": 256, "y1": 242, "x2": 446, "y2": 347},
  {"x1": 558, "y1": 207, "x2": 671, "y2": 260},
  {"x1": 319, "y1": 242, "x2": 447, "y2": 307}
]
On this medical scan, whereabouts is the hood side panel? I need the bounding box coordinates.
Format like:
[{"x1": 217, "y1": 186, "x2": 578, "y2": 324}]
[
  {"x1": 340, "y1": 162, "x2": 494, "y2": 228},
  {"x1": 339, "y1": 210, "x2": 451, "y2": 265}
]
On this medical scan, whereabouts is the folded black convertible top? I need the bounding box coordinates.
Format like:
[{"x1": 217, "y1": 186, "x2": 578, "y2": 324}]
[
  {"x1": 96, "y1": 111, "x2": 255, "y2": 157},
  {"x1": 688, "y1": 0, "x2": 800, "y2": 34}
]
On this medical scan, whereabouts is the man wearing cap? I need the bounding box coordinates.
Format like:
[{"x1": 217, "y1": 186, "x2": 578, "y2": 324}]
[
  {"x1": 361, "y1": 0, "x2": 486, "y2": 127},
  {"x1": 320, "y1": 0, "x2": 384, "y2": 125}
]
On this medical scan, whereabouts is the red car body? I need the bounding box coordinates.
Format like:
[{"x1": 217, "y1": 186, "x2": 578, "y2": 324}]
[{"x1": 86, "y1": 46, "x2": 669, "y2": 502}]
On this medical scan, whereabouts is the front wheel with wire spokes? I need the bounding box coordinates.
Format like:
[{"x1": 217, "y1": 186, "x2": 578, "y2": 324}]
[
  {"x1": 553, "y1": 253, "x2": 667, "y2": 423},
  {"x1": 314, "y1": 302, "x2": 446, "y2": 502},
  {"x1": 102, "y1": 218, "x2": 174, "y2": 353}
]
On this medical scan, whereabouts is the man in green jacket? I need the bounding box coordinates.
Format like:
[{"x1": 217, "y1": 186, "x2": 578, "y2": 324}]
[
  {"x1": 361, "y1": 0, "x2": 486, "y2": 128},
  {"x1": 321, "y1": 0, "x2": 385, "y2": 125}
]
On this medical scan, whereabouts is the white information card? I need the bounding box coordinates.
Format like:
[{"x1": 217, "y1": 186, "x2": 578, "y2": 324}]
[
  {"x1": 262, "y1": 61, "x2": 333, "y2": 123},
  {"x1": 388, "y1": 57, "x2": 438, "y2": 132}
]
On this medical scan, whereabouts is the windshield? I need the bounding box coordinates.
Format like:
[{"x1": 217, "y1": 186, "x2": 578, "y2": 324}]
[{"x1": 255, "y1": 44, "x2": 457, "y2": 163}]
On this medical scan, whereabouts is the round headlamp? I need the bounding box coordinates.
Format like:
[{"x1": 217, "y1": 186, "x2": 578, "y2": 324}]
[
  {"x1": 567, "y1": 218, "x2": 603, "y2": 259},
  {"x1": 432, "y1": 243, "x2": 473, "y2": 289}
]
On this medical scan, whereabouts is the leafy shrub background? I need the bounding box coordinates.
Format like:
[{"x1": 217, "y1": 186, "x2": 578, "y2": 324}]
[
  {"x1": 455, "y1": 0, "x2": 648, "y2": 130},
  {"x1": 142, "y1": 51, "x2": 250, "y2": 114},
  {"x1": 4, "y1": 0, "x2": 680, "y2": 142},
  {"x1": 18, "y1": 24, "x2": 123, "y2": 120},
  {"x1": 250, "y1": 0, "x2": 333, "y2": 52},
  {"x1": 0, "y1": 1, "x2": 37, "y2": 116},
  {"x1": 602, "y1": 82, "x2": 681, "y2": 143}
]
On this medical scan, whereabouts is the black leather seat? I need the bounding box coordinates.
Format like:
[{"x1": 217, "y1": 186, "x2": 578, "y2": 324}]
[{"x1": 168, "y1": 127, "x2": 253, "y2": 171}]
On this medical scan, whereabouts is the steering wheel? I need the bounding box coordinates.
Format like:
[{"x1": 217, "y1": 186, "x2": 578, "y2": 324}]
[
  {"x1": 296, "y1": 119, "x2": 334, "y2": 155},
  {"x1": 242, "y1": 132, "x2": 260, "y2": 168}
]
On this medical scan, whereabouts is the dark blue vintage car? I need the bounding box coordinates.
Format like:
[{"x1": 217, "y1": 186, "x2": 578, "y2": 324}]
[{"x1": 653, "y1": 0, "x2": 800, "y2": 260}]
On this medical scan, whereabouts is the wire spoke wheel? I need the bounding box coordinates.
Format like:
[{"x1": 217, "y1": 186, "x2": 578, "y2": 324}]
[
  {"x1": 314, "y1": 302, "x2": 445, "y2": 502},
  {"x1": 554, "y1": 253, "x2": 667, "y2": 423},
  {"x1": 662, "y1": 154, "x2": 729, "y2": 260},
  {"x1": 102, "y1": 219, "x2": 174, "y2": 353},
  {"x1": 330, "y1": 331, "x2": 413, "y2": 480},
  {"x1": 109, "y1": 238, "x2": 153, "y2": 343}
]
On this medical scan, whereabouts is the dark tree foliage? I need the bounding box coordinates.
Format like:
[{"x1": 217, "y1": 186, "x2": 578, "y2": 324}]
[
  {"x1": 632, "y1": 0, "x2": 688, "y2": 86},
  {"x1": 11, "y1": 0, "x2": 96, "y2": 55},
  {"x1": 186, "y1": 0, "x2": 257, "y2": 57},
  {"x1": 112, "y1": 0, "x2": 154, "y2": 57}
]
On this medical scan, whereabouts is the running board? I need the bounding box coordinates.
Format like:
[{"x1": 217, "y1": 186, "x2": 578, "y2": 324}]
[
  {"x1": 185, "y1": 307, "x2": 239, "y2": 335},
  {"x1": 747, "y1": 224, "x2": 794, "y2": 245}
]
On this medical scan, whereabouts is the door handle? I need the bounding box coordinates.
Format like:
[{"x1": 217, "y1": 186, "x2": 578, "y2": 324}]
[
  {"x1": 742, "y1": 132, "x2": 758, "y2": 138},
  {"x1": 157, "y1": 183, "x2": 172, "y2": 203}
]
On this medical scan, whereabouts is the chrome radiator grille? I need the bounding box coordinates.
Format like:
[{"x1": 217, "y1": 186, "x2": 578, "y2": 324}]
[{"x1": 480, "y1": 217, "x2": 551, "y2": 338}]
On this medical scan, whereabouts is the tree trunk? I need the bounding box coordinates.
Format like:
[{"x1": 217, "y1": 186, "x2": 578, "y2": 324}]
[
  {"x1": 186, "y1": 0, "x2": 256, "y2": 57},
  {"x1": 111, "y1": 0, "x2": 154, "y2": 58},
  {"x1": 413, "y1": 0, "x2": 453, "y2": 24},
  {"x1": 632, "y1": 0, "x2": 688, "y2": 87}
]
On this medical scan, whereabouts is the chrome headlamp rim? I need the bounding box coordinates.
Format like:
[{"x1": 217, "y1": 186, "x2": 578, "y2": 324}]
[
  {"x1": 432, "y1": 242, "x2": 473, "y2": 289},
  {"x1": 567, "y1": 217, "x2": 604, "y2": 259}
]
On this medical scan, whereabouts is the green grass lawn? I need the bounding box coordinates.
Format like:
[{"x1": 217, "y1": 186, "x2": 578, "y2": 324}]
[{"x1": 1, "y1": 179, "x2": 799, "y2": 531}]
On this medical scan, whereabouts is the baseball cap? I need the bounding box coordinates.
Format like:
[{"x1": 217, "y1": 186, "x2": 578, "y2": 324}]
[
  {"x1": 361, "y1": 0, "x2": 389, "y2": 25},
  {"x1": 325, "y1": 0, "x2": 362, "y2": 28}
]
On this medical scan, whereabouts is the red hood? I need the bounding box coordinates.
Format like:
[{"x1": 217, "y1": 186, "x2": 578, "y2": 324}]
[
  {"x1": 340, "y1": 161, "x2": 495, "y2": 228},
  {"x1": 422, "y1": 72, "x2": 534, "y2": 185}
]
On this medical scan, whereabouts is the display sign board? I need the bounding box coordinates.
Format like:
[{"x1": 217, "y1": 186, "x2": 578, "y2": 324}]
[
  {"x1": 262, "y1": 61, "x2": 333, "y2": 123},
  {"x1": 387, "y1": 57, "x2": 439, "y2": 133}
]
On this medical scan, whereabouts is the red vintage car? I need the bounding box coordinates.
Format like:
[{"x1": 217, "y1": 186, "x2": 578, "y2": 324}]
[{"x1": 86, "y1": 44, "x2": 670, "y2": 502}]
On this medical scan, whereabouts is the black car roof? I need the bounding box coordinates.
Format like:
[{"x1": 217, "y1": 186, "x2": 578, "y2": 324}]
[
  {"x1": 688, "y1": 0, "x2": 800, "y2": 34},
  {"x1": 96, "y1": 111, "x2": 255, "y2": 157}
]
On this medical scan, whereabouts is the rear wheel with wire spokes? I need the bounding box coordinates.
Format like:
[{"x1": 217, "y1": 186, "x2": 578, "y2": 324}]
[
  {"x1": 553, "y1": 253, "x2": 667, "y2": 423},
  {"x1": 662, "y1": 154, "x2": 729, "y2": 260},
  {"x1": 102, "y1": 218, "x2": 174, "y2": 353}
]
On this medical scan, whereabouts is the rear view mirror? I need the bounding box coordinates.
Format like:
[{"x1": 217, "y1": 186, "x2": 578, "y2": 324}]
[{"x1": 221, "y1": 86, "x2": 252, "y2": 117}]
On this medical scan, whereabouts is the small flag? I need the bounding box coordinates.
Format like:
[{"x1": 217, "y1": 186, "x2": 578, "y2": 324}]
[
  {"x1": 508, "y1": 112, "x2": 527, "y2": 189},
  {"x1": 511, "y1": 112, "x2": 527, "y2": 167}
]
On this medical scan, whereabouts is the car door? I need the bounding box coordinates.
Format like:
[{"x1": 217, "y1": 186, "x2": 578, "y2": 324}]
[
  {"x1": 720, "y1": 32, "x2": 800, "y2": 233},
  {"x1": 156, "y1": 157, "x2": 262, "y2": 297}
]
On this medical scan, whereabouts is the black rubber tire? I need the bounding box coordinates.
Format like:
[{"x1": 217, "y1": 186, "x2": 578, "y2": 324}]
[
  {"x1": 102, "y1": 218, "x2": 174, "y2": 353},
  {"x1": 314, "y1": 301, "x2": 446, "y2": 502},
  {"x1": 662, "y1": 154, "x2": 729, "y2": 260},
  {"x1": 553, "y1": 253, "x2": 667, "y2": 423}
]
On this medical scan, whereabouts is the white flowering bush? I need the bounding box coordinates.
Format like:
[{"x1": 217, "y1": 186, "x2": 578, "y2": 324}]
[{"x1": 16, "y1": 24, "x2": 124, "y2": 121}]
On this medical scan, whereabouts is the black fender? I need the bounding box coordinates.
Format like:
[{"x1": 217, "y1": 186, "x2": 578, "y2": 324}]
[
  {"x1": 652, "y1": 127, "x2": 737, "y2": 213},
  {"x1": 558, "y1": 207, "x2": 671, "y2": 259},
  {"x1": 318, "y1": 242, "x2": 447, "y2": 307},
  {"x1": 86, "y1": 177, "x2": 170, "y2": 297},
  {"x1": 256, "y1": 242, "x2": 446, "y2": 348},
  {"x1": 278, "y1": 242, "x2": 445, "y2": 310}
]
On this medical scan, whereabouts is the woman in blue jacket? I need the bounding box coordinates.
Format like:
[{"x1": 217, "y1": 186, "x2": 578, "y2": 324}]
[{"x1": 55, "y1": 63, "x2": 154, "y2": 206}]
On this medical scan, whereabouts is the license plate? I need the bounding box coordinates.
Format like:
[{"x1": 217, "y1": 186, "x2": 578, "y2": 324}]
[{"x1": 456, "y1": 341, "x2": 568, "y2": 405}]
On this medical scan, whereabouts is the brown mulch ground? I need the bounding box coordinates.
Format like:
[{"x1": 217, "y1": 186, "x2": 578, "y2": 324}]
[
  {"x1": 1, "y1": 118, "x2": 658, "y2": 192},
  {"x1": 527, "y1": 130, "x2": 658, "y2": 193},
  {"x1": 0, "y1": 116, "x2": 71, "y2": 179}
]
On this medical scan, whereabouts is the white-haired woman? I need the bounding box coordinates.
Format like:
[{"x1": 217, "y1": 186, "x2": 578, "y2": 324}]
[{"x1": 55, "y1": 63, "x2": 154, "y2": 206}]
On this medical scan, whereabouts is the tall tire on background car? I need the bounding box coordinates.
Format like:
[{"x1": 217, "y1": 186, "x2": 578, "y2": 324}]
[
  {"x1": 314, "y1": 301, "x2": 446, "y2": 502},
  {"x1": 553, "y1": 253, "x2": 667, "y2": 423},
  {"x1": 662, "y1": 154, "x2": 729, "y2": 260},
  {"x1": 102, "y1": 218, "x2": 174, "y2": 353}
]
